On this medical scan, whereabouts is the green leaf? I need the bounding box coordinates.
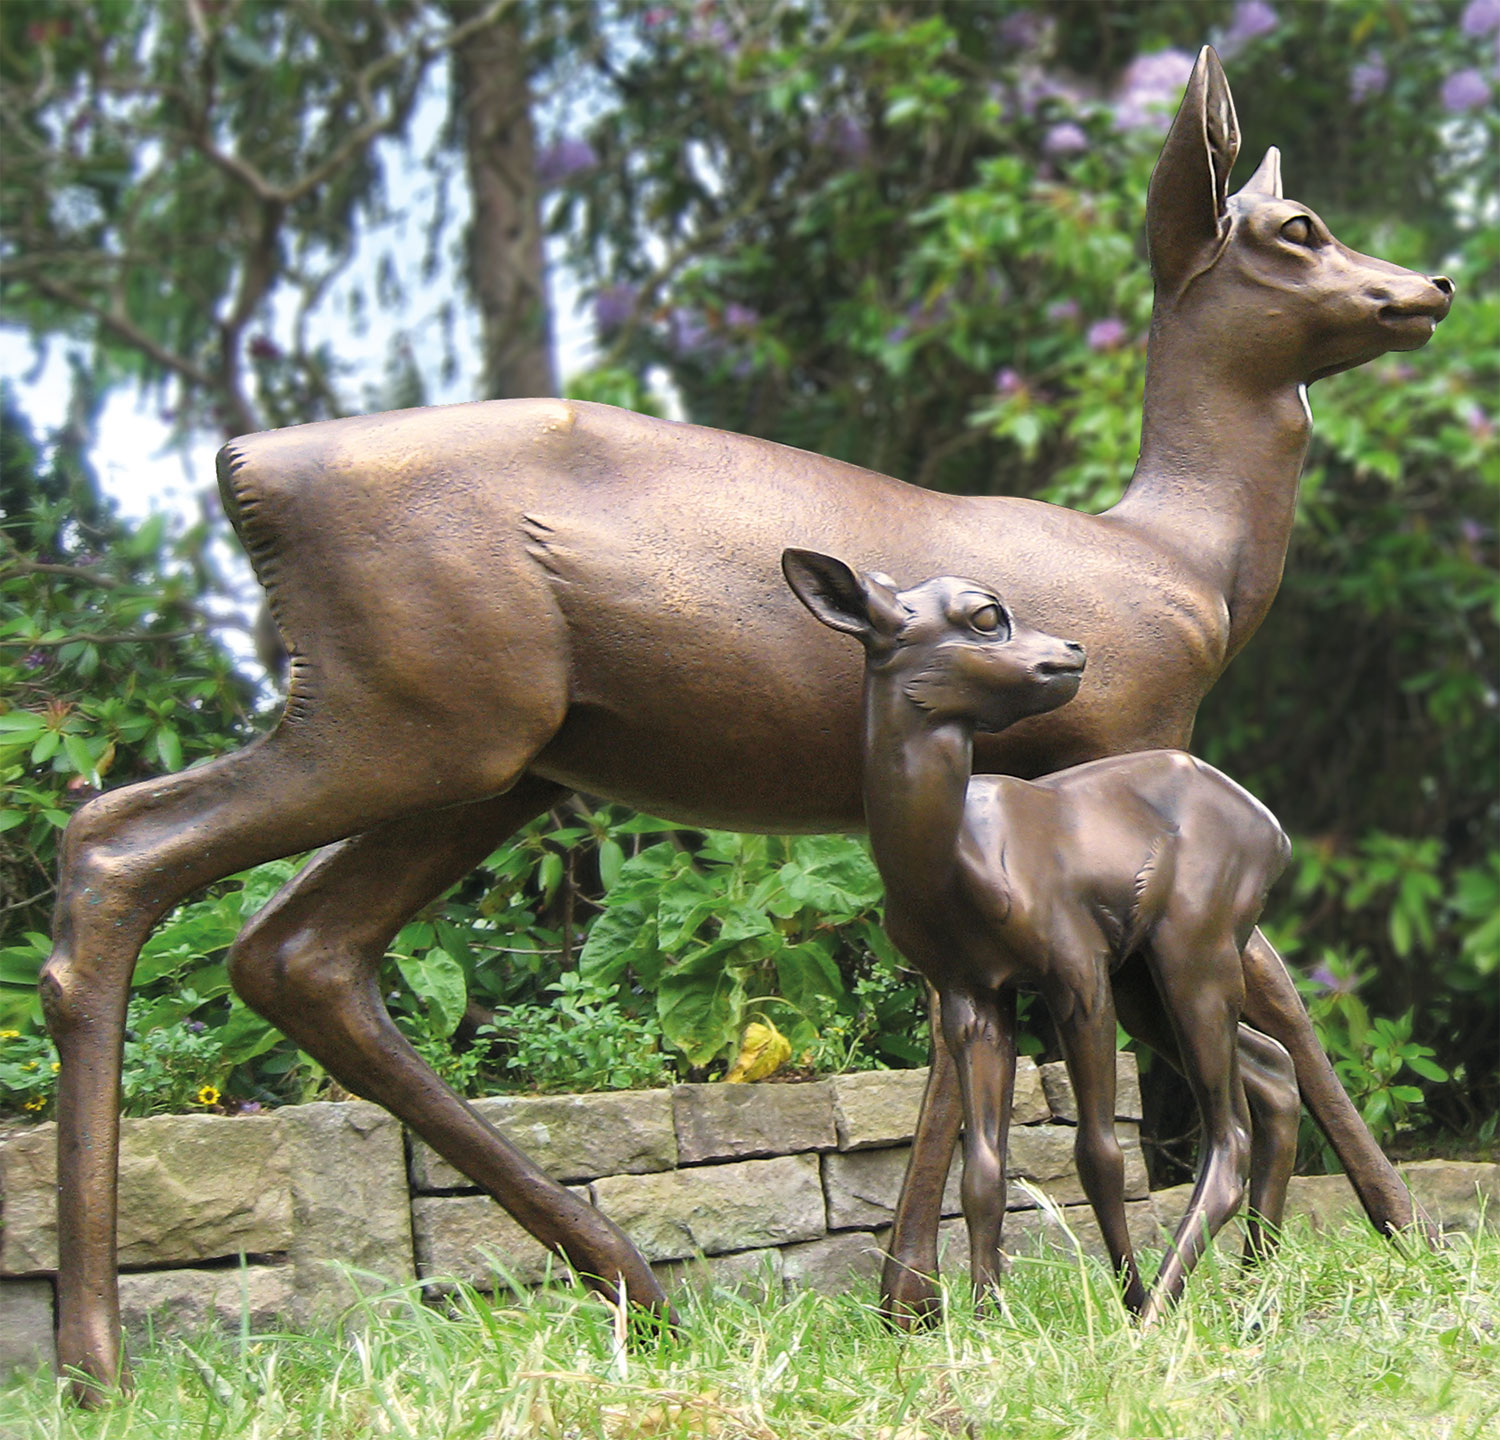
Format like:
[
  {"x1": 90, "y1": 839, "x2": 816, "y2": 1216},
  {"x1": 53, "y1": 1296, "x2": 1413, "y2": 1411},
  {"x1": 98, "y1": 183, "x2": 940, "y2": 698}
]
[
  {"x1": 656, "y1": 947, "x2": 747, "y2": 1066},
  {"x1": 598, "y1": 838, "x2": 625, "y2": 892},
  {"x1": 395, "y1": 948, "x2": 467, "y2": 1037},
  {"x1": 0, "y1": 712, "x2": 46, "y2": 735},
  {"x1": 62, "y1": 732, "x2": 98, "y2": 783},
  {"x1": 777, "y1": 835, "x2": 883, "y2": 917},
  {"x1": 155, "y1": 726, "x2": 183, "y2": 772},
  {"x1": 217, "y1": 1000, "x2": 285, "y2": 1064},
  {"x1": 775, "y1": 940, "x2": 844, "y2": 1015}
]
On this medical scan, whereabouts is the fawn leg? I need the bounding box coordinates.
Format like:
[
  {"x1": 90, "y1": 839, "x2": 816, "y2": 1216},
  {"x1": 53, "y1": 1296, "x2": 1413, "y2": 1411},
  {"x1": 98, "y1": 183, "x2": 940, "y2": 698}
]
[
  {"x1": 1241, "y1": 928, "x2": 1426, "y2": 1240},
  {"x1": 1140, "y1": 934, "x2": 1252, "y2": 1325},
  {"x1": 1235, "y1": 1025, "x2": 1298, "y2": 1260},
  {"x1": 938, "y1": 986, "x2": 1017, "y2": 1303},
  {"x1": 1048, "y1": 971, "x2": 1148, "y2": 1314},
  {"x1": 880, "y1": 985, "x2": 964, "y2": 1328},
  {"x1": 227, "y1": 779, "x2": 674, "y2": 1322},
  {"x1": 1113, "y1": 959, "x2": 1298, "y2": 1259}
]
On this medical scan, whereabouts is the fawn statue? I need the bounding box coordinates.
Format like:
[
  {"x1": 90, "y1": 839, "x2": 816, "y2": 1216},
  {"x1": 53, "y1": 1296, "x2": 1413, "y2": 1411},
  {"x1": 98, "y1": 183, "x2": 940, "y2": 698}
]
[
  {"x1": 784, "y1": 549, "x2": 1296, "y2": 1321},
  {"x1": 42, "y1": 46, "x2": 1451, "y2": 1393}
]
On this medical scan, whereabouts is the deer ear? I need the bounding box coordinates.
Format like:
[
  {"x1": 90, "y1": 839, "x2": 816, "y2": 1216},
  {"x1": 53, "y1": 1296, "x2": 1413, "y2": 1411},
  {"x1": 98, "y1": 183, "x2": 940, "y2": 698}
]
[
  {"x1": 783, "y1": 549, "x2": 876, "y2": 638},
  {"x1": 1146, "y1": 45, "x2": 1240, "y2": 293},
  {"x1": 782, "y1": 549, "x2": 904, "y2": 641},
  {"x1": 1237, "y1": 145, "x2": 1282, "y2": 199}
]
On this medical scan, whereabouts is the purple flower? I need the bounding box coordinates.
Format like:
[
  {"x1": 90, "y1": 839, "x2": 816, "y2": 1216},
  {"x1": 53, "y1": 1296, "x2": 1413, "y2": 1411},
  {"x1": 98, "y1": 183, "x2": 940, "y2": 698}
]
[
  {"x1": 1466, "y1": 403, "x2": 1494, "y2": 441},
  {"x1": 997, "y1": 11, "x2": 1053, "y2": 53},
  {"x1": 184, "y1": 1020, "x2": 206, "y2": 1034},
  {"x1": 1112, "y1": 49, "x2": 1196, "y2": 132},
  {"x1": 1087, "y1": 317, "x2": 1128, "y2": 352},
  {"x1": 536, "y1": 137, "x2": 598, "y2": 188},
  {"x1": 723, "y1": 303, "x2": 758, "y2": 330},
  {"x1": 668, "y1": 307, "x2": 712, "y2": 355},
  {"x1": 1441, "y1": 68, "x2": 1492, "y2": 112},
  {"x1": 593, "y1": 284, "x2": 638, "y2": 333},
  {"x1": 22, "y1": 650, "x2": 46, "y2": 670},
  {"x1": 885, "y1": 323, "x2": 910, "y2": 346},
  {"x1": 1047, "y1": 298, "x2": 1080, "y2": 323},
  {"x1": 1221, "y1": 1, "x2": 1278, "y2": 58},
  {"x1": 1043, "y1": 121, "x2": 1088, "y2": 157},
  {"x1": 1307, "y1": 962, "x2": 1358, "y2": 995},
  {"x1": 1350, "y1": 54, "x2": 1388, "y2": 104},
  {"x1": 1016, "y1": 70, "x2": 1082, "y2": 118},
  {"x1": 1461, "y1": 0, "x2": 1500, "y2": 37},
  {"x1": 811, "y1": 115, "x2": 870, "y2": 164},
  {"x1": 238, "y1": 1100, "x2": 263, "y2": 1114},
  {"x1": 994, "y1": 367, "x2": 1024, "y2": 395},
  {"x1": 1460, "y1": 516, "x2": 1487, "y2": 546}
]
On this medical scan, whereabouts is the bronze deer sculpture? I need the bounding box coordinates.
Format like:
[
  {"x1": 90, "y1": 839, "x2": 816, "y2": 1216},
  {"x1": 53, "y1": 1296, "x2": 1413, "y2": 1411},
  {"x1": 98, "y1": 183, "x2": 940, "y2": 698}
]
[
  {"x1": 43, "y1": 46, "x2": 1452, "y2": 1392},
  {"x1": 784, "y1": 550, "x2": 1296, "y2": 1322}
]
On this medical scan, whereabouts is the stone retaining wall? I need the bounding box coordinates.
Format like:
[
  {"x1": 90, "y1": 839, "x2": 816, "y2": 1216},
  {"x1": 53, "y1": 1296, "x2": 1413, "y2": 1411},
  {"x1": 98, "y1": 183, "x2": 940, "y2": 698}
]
[{"x1": 3, "y1": 1057, "x2": 1496, "y2": 1378}]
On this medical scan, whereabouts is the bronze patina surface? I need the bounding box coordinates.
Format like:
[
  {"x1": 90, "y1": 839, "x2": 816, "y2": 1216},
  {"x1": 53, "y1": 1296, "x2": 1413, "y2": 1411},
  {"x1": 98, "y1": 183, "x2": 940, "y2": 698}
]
[
  {"x1": 785, "y1": 549, "x2": 1297, "y2": 1322},
  {"x1": 42, "y1": 46, "x2": 1451, "y2": 1393}
]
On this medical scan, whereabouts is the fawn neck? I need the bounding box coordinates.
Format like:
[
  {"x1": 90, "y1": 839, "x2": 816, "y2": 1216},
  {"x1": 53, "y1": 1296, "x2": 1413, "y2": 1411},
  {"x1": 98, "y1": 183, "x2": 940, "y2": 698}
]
[
  {"x1": 1108, "y1": 308, "x2": 1312, "y2": 658},
  {"x1": 860, "y1": 669, "x2": 974, "y2": 921}
]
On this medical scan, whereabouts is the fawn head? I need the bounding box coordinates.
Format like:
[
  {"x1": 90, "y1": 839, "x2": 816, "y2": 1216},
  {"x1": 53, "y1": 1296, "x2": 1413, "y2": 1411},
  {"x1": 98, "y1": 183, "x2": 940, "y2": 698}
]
[
  {"x1": 1150, "y1": 47, "x2": 1452, "y2": 388},
  {"x1": 782, "y1": 549, "x2": 1085, "y2": 733}
]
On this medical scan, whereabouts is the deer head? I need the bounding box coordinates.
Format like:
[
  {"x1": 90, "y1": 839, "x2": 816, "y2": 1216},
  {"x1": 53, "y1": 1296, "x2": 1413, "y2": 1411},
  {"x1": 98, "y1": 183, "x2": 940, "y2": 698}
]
[
  {"x1": 1147, "y1": 46, "x2": 1453, "y2": 390},
  {"x1": 782, "y1": 548, "x2": 1086, "y2": 733}
]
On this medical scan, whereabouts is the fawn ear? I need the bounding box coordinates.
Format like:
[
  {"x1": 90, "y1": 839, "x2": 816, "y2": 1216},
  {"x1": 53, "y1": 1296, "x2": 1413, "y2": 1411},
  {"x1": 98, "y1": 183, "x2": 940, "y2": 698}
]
[
  {"x1": 1147, "y1": 45, "x2": 1240, "y2": 294},
  {"x1": 1237, "y1": 145, "x2": 1282, "y2": 199},
  {"x1": 782, "y1": 549, "x2": 904, "y2": 641}
]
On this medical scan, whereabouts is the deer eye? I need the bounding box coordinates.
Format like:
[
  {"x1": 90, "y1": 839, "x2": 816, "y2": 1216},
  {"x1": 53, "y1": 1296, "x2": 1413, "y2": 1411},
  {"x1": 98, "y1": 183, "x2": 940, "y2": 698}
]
[
  {"x1": 1280, "y1": 216, "x2": 1314, "y2": 245},
  {"x1": 970, "y1": 604, "x2": 1004, "y2": 635}
]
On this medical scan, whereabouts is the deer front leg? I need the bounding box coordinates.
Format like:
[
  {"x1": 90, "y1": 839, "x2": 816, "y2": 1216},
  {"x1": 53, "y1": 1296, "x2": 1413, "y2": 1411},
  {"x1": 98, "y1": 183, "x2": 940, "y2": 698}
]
[
  {"x1": 1048, "y1": 971, "x2": 1148, "y2": 1314},
  {"x1": 938, "y1": 985, "x2": 1018, "y2": 1305},
  {"x1": 1240, "y1": 928, "x2": 1428, "y2": 1241},
  {"x1": 880, "y1": 985, "x2": 964, "y2": 1329}
]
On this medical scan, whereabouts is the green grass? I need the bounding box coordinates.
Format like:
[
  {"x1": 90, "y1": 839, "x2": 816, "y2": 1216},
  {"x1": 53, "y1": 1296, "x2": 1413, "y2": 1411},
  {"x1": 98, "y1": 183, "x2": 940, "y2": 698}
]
[{"x1": 2, "y1": 1219, "x2": 1496, "y2": 1439}]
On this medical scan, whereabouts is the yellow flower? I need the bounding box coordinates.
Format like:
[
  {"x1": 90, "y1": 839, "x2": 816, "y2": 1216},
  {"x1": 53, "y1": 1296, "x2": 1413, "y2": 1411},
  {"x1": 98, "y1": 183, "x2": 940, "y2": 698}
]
[
  {"x1": 196, "y1": 1085, "x2": 220, "y2": 1107},
  {"x1": 22, "y1": 1059, "x2": 38, "y2": 1071},
  {"x1": 0, "y1": 1029, "x2": 20, "y2": 1040},
  {"x1": 50, "y1": 1061, "x2": 60, "y2": 1072},
  {"x1": 24, "y1": 1097, "x2": 46, "y2": 1112}
]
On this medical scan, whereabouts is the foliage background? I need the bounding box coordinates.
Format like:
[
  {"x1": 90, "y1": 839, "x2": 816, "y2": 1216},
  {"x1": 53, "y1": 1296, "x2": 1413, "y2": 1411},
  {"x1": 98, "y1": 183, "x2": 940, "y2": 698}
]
[{"x1": 1, "y1": 1, "x2": 1495, "y2": 1177}]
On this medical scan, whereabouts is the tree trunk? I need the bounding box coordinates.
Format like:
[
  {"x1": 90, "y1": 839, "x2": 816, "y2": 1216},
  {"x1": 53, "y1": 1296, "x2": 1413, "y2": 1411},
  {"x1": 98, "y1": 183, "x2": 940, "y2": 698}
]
[{"x1": 446, "y1": 3, "x2": 558, "y2": 399}]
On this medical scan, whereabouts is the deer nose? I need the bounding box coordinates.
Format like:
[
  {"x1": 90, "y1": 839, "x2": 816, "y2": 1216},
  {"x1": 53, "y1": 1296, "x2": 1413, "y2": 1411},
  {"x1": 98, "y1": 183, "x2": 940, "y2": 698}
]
[
  {"x1": 1065, "y1": 640, "x2": 1084, "y2": 656},
  {"x1": 1431, "y1": 275, "x2": 1454, "y2": 297}
]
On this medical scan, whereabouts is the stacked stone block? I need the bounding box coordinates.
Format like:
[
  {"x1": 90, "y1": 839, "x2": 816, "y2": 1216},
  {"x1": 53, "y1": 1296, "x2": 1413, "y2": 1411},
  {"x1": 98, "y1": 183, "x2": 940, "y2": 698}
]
[{"x1": 4, "y1": 1055, "x2": 1496, "y2": 1377}]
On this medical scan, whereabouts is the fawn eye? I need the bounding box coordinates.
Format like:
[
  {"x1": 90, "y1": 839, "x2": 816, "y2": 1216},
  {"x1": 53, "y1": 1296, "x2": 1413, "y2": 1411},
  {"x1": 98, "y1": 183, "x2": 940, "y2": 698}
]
[
  {"x1": 1280, "y1": 216, "x2": 1313, "y2": 245},
  {"x1": 970, "y1": 604, "x2": 1004, "y2": 634}
]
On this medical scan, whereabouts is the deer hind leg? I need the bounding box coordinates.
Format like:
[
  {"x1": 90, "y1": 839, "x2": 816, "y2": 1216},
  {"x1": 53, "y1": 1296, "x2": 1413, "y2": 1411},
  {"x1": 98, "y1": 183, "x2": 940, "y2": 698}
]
[
  {"x1": 226, "y1": 779, "x2": 674, "y2": 1322},
  {"x1": 880, "y1": 984, "x2": 964, "y2": 1330},
  {"x1": 1046, "y1": 965, "x2": 1148, "y2": 1315},
  {"x1": 42, "y1": 688, "x2": 563, "y2": 1399},
  {"x1": 1138, "y1": 925, "x2": 1251, "y2": 1326},
  {"x1": 1240, "y1": 928, "x2": 1428, "y2": 1242}
]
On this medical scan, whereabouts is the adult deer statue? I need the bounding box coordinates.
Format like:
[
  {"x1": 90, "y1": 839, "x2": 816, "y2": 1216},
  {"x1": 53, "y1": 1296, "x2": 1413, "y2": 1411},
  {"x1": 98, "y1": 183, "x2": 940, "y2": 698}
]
[
  {"x1": 784, "y1": 550, "x2": 1296, "y2": 1323},
  {"x1": 44, "y1": 46, "x2": 1451, "y2": 1393}
]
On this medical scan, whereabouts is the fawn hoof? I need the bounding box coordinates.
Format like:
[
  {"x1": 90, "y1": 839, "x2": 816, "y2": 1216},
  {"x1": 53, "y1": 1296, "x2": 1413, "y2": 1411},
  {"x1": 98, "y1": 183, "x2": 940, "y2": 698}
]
[{"x1": 879, "y1": 1272, "x2": 943, "y2": 1332}]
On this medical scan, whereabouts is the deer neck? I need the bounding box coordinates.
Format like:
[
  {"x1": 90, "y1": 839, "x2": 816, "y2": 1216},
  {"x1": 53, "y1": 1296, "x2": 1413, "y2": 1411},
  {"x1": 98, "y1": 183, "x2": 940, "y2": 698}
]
[
  {"x1": 1109, "y1": 316, "x2": 1312, "y2": 653},
  {"x1": 860, "y1": 671, "x2": 972, "y2": 920}
]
